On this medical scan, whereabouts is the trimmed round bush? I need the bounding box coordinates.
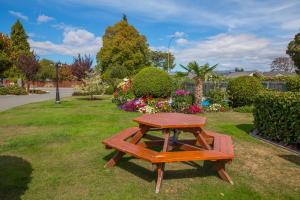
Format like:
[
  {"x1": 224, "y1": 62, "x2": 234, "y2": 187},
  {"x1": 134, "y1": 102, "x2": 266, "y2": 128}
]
[
  {"x1": 132, "y1": 67, "x2": 172, "y2": 97},
  {"x1": 227, "y1": 76, "x2": 263, "y2": 107}
]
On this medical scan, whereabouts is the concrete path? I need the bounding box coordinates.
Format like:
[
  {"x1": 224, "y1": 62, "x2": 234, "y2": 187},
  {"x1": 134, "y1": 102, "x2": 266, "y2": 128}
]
[{"x1": 0, "y1": 87, "x2": 73, "y2": 112}]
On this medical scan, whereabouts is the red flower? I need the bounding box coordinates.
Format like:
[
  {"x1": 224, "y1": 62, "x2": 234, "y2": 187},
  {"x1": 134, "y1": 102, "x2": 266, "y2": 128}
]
[{"x1": 188, "y1": 104, "x2": 203, "y2": 114}]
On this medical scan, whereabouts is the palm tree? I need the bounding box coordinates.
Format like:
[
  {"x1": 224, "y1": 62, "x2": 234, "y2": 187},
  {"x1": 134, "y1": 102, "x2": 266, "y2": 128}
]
[{"x1": 180, "y1": 61, "x2": 217, "y2": 105}]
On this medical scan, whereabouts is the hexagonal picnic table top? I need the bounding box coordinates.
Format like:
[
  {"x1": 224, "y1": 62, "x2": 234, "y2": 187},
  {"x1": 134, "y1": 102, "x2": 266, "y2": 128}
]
[{"x1": 133, "y1": 113, "x2": 206, "y2": 128}]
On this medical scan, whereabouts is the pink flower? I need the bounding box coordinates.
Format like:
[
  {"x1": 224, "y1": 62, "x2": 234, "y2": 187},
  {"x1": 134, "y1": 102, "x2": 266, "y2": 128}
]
[{"x1": 175, "y1": 90, "x2": 190, "y2": 96}]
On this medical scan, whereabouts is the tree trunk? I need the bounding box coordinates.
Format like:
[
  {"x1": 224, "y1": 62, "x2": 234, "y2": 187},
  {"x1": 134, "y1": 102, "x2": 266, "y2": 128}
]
[
  {"x1": 194, "y1": 79, "x2": 203, "y2": 105},
  {"x1": 26, "y1": 81, "x2": 30, "y2": 93}
]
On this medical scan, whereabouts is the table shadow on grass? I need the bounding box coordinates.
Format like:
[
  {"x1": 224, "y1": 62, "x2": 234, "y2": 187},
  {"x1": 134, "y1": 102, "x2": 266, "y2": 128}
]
[
  {"x1": 0, "y1": 155, "x2": 32, "y2": 200},
  {"x1": 103, "y1": 152, "x2": 217, "y2": 183},
  {"x1": 235, "y1": 124, "x2": 254, "y2": 133},
  {"x1": 278, "y1": 154, "x2": 300, "y2": 166}
]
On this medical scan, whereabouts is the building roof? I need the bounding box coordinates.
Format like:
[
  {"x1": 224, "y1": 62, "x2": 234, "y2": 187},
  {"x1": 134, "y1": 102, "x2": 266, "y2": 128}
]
[
  {"x1": 262, "y1": 71, "x2": 296, "y2": 77},
  {"x1": 226, "y1": 71, "x2": 261, "y2": 78}
]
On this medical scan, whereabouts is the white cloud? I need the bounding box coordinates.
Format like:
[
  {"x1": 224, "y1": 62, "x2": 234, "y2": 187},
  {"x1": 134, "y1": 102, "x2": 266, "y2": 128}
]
[
  {"x1": 9, "y1": 10, "x2": 28, "y2": 20},
  {"x1": 37, "y1": 14, "x2": 55, "y2": 23},
  {"x1": 176, "y1": 38, "x2": 189, "y2": 45},
  {"x1": 173, "y1": 31, "x2": 185, "y2": 38},
  {"x1": 172, "y1": 34, "x2": 287, "y2": 71},
  {"x1": 29, "y1": 28, "x2": 102, "y2": 56}
]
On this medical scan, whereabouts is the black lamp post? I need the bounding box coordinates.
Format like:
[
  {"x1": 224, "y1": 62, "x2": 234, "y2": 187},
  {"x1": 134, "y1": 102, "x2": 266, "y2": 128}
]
[
  {"x1": 167, "y1": 36, "x2": 175, "y2": 73},
  {"x1": 55, "y1": 62, "x2": 61, "y2": 104}
]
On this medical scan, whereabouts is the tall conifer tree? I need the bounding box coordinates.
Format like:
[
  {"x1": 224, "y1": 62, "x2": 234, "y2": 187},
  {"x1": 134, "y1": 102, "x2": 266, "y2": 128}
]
[{"x1": 10, "y1": 20, "x2": 30, "y2": 56}]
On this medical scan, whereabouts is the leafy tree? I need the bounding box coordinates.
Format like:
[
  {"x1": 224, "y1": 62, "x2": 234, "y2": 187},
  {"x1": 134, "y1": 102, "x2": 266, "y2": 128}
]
[
  {"x1": 234, "y1": 67, "x2": 244, "y2": 72},
  {"x1": 59, "y1": 64, "x2": 74, "y2": 81},
  {"x1": 96, "y1": 16, "x2": 150, "y2": 74},
  {"x1": 11, "y1": 20, "x2": 30, "y2": 56},
  {"x1": 149, "y1": 50, "x2": 175, "y2": 71},
  {"x1": 270, "y1": 57, "x2": 295, "y2": 72},
  {"x1": 71, "y1": 54, "x2": 93, "y2": 80},
  {"x1": 79, "y1": 71, "x2": 107, "y2": 100},
  {"x1": 0, "y1": 33, "x2": 13, "y2": 80},
  {"x1": 37, "y1": 59, "x2": 55, "y2": 81},
  {"x1": 180, "y1": 61, "x2": 217, "y2": 105},
  {"x1": 16, "y1": 52, "x2": 40, "y2": 91},
  {"x1": 287, "y1": 32, "x2": 300, "y2": 74}
]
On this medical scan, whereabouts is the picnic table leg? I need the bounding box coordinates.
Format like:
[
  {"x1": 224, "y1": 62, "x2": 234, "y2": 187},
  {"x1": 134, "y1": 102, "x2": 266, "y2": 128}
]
[
  {"x1": 213, "y1": 160, "x2": 234, "y2": 185},
  {"x1": 155, "y1": 129, "x2": 170, "y2": 193},
  {"x1": 104, "y1": 128, "x2": 146, "y2": 168},
  {"x1": 193, "y1": 129, "x2": 211, "y2": 150}
]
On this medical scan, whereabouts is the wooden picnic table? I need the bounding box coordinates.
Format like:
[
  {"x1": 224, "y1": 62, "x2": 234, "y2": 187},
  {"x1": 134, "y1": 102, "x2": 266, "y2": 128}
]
[{"x1": 103, "y1": 113, "x2": 234, "y2": 193}]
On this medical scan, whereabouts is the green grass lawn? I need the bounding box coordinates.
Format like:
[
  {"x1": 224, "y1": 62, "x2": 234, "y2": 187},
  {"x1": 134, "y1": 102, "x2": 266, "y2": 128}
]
[{"x1": 0, "y1": 96, "x2": 299, "y2": 200}]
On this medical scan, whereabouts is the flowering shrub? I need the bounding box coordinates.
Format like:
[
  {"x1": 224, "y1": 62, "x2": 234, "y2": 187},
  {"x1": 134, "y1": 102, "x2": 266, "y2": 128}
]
[
  {"x1": 208, "y1": 103, "x2": 223, "y2": 112},
  {"x1": 172, "y1": 89, "x2": 193, "y2": 113},
  {"x1": 188, "y1": 104, "x2": 203, "y2": 114},
  {"x1": 113, "y1": 88, "x2": 218, "y2": 114},
  {"x1": 112, "y1": 78, "x2": 134, "y2": 105},
  {"x1": 156, "y1": 100, "x2": 173, "y2": 112},
  {"x1": 138, "y1": 105, "x2": 156, "y2": 114}
]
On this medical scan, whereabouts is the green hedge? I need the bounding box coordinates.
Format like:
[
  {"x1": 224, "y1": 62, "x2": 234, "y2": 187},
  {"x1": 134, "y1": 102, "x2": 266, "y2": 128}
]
[
  {"x1": 253, "y1": 91, "x2": 300, "y2": 144},
  {"x1": 0, "y1": 85, "x2": 27, "y2": 95},
  {"x1": 286, "y1": 76, "x2": 300, "y2": 92},
  {"x1": 227, "y1": 76, "x2": 263, "y2": 107},
  {"x1": 132, "y1": 67, "x2": 172, "y2": 98}
]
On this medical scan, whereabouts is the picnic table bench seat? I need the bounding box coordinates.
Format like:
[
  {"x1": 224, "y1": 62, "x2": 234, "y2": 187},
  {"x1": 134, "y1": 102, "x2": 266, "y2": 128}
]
[{"x1": 102, "y1": 127, "x2": 234, "y2": 164}]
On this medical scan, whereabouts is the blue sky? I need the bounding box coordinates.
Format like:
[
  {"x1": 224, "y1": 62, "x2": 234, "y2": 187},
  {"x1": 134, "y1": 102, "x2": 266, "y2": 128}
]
[{"x1": 1, "y1": 0, "x2": 300, "y2": 71}]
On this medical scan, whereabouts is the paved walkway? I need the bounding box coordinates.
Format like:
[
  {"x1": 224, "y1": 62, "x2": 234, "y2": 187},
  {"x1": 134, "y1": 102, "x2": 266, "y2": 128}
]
[{"x1": 0, "y1": 88, "x2": 73, "y2": 112}]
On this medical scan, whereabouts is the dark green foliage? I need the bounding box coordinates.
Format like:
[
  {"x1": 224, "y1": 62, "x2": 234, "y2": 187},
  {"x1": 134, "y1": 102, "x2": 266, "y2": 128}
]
[
  {"x1": 110, "y1": 65, "x2": 129, "y2": 79},
  {"x1": 10, "y1": 20, "x2": 30, "y2": 56},
  {"x1": 286, "y1": 32, "x2": 300, "y2": 73},
  {"x1": 132, "y1": 67, "x2": 172, "y2": 97},
  {"x1": 0, "y1": 52, "x2": 12, "y2": 78},
  {"x1": 286, "y1": 76, "x2": 300, "y2": 92},
  {"x1": 253, "y1": 91, "x2": 300, "y2": 144},
  {"x1": 0, "y1": 85, "x2": 27, "y2": 95},
  {"x1": 205, "y1": 88, "x2": 227, "y2": 104},
  {"x1": 227, "y1": 76, "x2": 263, "y2": 107},
  {"x1": 149, "y1": 50, "x2": 175, "y2": 71},
  {"x1": 233, "y1": 105, "x2": 253, "y2": 113}
]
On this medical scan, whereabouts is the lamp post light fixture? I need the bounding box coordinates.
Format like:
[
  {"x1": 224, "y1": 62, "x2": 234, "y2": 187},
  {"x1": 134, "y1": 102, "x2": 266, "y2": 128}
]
[
  {"x1": 55, "y1": 62, "x2": 61, "y2": 104},
  {"x1": 167, "y1": 36, "x2": 175, "y2": 73}
]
